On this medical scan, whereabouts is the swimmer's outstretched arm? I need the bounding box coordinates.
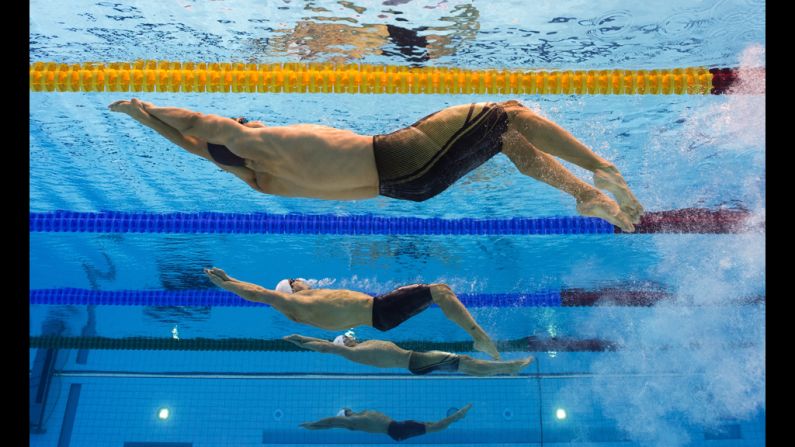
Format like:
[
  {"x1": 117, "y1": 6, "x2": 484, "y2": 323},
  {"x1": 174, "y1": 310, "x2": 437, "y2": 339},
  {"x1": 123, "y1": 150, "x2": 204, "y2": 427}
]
[
  {"x1": 109, "y1": 99, "x2": 264, "y2": 192},
  {"x1": 139, "y1": 101, "x2": 249, "y2": 146},
  {"x1": 109, "y1": 99, "x2": 205, "y2": 155},
  {"x1": 204, "y1": 267, "x2": 285, "y2": 305},
  {"x1": 283, "y1": 334, "x2": 346, "y2": 353},
  {"x1": 300, "y1": 416, "x2": 355, "y2": 430},
  {"x1": 424, "y1": 404, "x2": 472, "y2": 433}
]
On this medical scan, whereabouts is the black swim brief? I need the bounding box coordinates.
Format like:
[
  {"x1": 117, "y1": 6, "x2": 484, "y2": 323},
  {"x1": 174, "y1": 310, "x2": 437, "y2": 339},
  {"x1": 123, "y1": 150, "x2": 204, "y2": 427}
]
[
  {"x1": 408, "y1": 350, "x2": 461, "y2": 375},
  {"x1": 387, "y1": 420, "x2": 427, "y2": 441},
  {"x1": 373, "y1": 102, "x2": 510, "y2": 202},
  {"x1": 371, "y1": 284, "x2": 433, "y2": 332}
]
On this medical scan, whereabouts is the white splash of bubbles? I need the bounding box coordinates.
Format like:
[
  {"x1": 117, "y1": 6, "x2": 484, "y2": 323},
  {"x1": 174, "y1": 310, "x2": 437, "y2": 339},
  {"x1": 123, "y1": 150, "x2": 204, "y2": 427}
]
[
  {"x1": 643, "y1": 44, "x2": 765, "y2": 212},
  {"x1": 682, "y1": 44, "x2": 765, "y2": 152},
  {"x1": 306, "y1": 277, "x2": 337, "y2": 289},
  {"x1": 589, "y1": 232, "x2": 765, "y2": 446},
  {"x1": 570, "y1": 45, "x2": 766, "y2": 446},
  {"x1": 327, "y1": 275, "x2": 486, "y2": 294}
]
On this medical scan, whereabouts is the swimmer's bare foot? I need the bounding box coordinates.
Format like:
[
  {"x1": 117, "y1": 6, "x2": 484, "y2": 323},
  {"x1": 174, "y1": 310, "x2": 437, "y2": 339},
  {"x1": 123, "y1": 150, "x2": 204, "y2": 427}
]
[
  {"x1": 594, "y1": 164, "x2": 645, "y2": 223},
  {"x1": 576, "y1": 190, "x2": 635, "y2": 233},
  {"x1": 474, "y1": 337, "x2": 501, "y2": 361},
  {"x1": 508, "y1": 356, "x2": 534, "y2": 375}
]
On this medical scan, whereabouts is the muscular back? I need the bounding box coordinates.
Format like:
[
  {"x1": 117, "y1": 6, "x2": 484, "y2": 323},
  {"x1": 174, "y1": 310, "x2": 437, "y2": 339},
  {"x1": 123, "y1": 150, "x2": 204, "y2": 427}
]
[
  {"x1": 231, "y1": 125, "x2": 380, "y2": 199},
  {"x1": 342, "y1": 340, "x2": 411, "y2": 369},
  {"x1": 345, "y1": 411, "x2": 393, "y2": 434},
  {"x1": 280, "y1": 289, "x2": 375, "y2": 330}
]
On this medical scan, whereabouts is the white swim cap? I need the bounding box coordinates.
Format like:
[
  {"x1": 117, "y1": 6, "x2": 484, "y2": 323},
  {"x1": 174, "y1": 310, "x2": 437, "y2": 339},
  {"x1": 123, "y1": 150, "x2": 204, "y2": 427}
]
[
  {"x1": 275, "y1": 279, "x2": 293, "y2": 294},
  {"x1": 333, "y1": 329, "x2": 356, "y2": 346},
  {"x1": 275, "y1": 278, "x2": 309, "y2": 294},
  {"x1": 336, "y1": 408, "x2": 349, "y2": 417}
]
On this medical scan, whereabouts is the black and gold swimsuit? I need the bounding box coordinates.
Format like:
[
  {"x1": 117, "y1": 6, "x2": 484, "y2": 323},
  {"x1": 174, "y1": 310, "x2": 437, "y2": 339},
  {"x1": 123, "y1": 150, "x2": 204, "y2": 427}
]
[{"x1": 373, "y1": 102, "x2": 510, "y2": 202}]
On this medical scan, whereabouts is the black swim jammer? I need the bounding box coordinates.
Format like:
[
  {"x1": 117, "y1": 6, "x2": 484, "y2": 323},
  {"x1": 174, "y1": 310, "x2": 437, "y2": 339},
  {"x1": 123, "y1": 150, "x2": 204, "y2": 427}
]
[
  {"x1": 373, "y1": 102, "x2": 510, "y2": 202},
  {"x1": 371, "y1": 284, "x2": 433, "y2": 332},
  {"x1": 408, "y1": 350, "x2": 461, "y2": 375},
  {"x1": 387, "y1": 420, "x2": 427, "y2": 441}
]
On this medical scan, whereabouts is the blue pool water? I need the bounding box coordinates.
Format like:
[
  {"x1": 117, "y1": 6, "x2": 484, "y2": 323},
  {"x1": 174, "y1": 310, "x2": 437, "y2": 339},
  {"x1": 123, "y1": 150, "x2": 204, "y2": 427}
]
[{"x1": 30, "y1": 1, "x2": 765, "y2": 446}]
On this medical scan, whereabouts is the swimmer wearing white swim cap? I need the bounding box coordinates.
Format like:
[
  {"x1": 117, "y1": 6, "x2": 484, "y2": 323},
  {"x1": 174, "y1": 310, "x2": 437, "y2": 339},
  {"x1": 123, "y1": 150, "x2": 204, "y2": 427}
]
[
  {"x1": 275, "y1": 278, "x2": 310, "y2": 294},
  {"x1": 332, "y1": 330, "x2": 357, "y2": 347},
  {"x1": 282, "y1": 334, "x2": 533, "y2": 376},
  {"x1": 204, "y1": 266, "x2": 500, "y2": 359},
  {"x1": 300, "y1": 404, "x2": 473, "y2": 441}
]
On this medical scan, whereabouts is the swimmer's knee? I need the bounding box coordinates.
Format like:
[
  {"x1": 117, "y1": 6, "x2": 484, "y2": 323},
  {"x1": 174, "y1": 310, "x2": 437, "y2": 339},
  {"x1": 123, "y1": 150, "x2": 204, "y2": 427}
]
[
  {"x1": 501, "y1": 100, "x2": 534, "y2": 124},
  {"x1": 501, "y1": 99, "x2": 525, "y2": 108},
  {"x1": 500, "y1": 100, "x2": 529, "y2": 113},
  {"x1": 429, "y1": 283, "x2": 452, "y2": 298}
]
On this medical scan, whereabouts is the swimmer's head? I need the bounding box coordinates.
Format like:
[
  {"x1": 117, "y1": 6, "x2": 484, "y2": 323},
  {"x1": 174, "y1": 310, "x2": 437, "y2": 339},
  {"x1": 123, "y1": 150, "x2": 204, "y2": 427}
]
[
  {"x1": 333, "y1": 329, "x2": 357, "y2": 347},
  {"x1": 290, "y1": 278, "x2": 311, "y2": 292},
  {"x1": 336, "y1": 408, "x2": 353, "y2": 417},
  {"x1": 274, "y1": 278, "x2": 311, "y2": 294},
  {"x1": 231, "y1": 117, "x2": 266, "y2": 128}
]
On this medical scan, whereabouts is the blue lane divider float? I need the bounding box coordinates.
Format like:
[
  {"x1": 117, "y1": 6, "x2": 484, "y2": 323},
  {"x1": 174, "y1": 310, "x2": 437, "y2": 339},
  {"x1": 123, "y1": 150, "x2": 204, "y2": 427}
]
[
  {"x1": 30, "y1": 288, "x2": 563, "y2": 307},
  {"x1": 29, "y1": 211, "x2": 615, "y2": 235}
]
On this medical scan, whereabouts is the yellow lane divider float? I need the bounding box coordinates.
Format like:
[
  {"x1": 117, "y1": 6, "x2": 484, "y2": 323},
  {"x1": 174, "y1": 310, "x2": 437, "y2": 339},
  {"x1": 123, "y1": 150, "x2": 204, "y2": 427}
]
[{"x1": 30, "y1": 61, "x2": 743, "y2": 95}]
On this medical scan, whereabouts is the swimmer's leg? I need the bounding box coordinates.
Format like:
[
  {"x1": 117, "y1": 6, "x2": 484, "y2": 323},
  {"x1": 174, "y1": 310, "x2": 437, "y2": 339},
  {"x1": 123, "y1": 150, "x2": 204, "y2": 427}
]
[
  {"x1": 501, "y1": 130, "x2": 635, "y2": 232},
  {"x1": 429, "y1": 284, "x2": 500, "y2": 360},
  {"x1": 504, "y1": 103, "x2": 644, "y2": 222},
  {"x1": 457, "y1": 355, "x2": 534, "y2": 376}
]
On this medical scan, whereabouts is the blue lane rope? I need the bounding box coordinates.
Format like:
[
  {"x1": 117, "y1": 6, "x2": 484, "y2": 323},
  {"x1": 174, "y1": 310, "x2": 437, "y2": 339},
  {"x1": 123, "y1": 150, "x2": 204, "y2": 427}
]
[
  {"x1": 30, "y1": 288, "x2": 563, "y2": 307},
  {"x1": 29, "y1": 211, "x2": 615, "y2": 235}
]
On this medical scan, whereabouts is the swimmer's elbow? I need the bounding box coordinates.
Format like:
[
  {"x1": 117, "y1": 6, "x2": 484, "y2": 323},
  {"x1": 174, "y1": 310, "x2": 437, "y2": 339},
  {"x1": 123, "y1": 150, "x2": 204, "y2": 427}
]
[
  {"x1": 248, "y1": 179, "x2": 264, "y2": 193},
  {"x1": 178, "y1": 112, "x2": 202, "y2": 134},
  {"x1": 315, "y1": 343, "x2": 334, "y2": 353}
]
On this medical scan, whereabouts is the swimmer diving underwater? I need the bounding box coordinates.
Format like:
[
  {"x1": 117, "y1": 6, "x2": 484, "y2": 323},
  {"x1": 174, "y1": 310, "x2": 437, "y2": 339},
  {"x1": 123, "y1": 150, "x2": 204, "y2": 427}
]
[
  {"x1": 110, "y1": 98, "x2": 643, "y2": 231},
  {"x1": 283, "y1": 333, "x2": 534, "y2": 376},
  {"x1": 300, "y1": 404, "x2": 472, "y2": 441},
  {"x1": 203, "y1": 268, "x2": 501, "y2": 360}
]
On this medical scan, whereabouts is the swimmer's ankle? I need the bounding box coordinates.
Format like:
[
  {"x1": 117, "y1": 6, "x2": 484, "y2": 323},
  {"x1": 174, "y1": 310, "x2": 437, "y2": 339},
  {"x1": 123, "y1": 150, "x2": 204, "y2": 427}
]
[
  {"x1": 593, "y1": 161, "x2": 617, "y2": 172},
  {"x1": 576, "y1": 188, "x2": 602, "y2": 204}
]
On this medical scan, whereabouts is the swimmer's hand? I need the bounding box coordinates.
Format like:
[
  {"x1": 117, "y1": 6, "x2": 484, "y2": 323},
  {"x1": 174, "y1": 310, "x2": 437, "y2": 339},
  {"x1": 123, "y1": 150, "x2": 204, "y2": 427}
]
[
  {"x1": 283, "y1": 334, "x2": 310, "y2": 346},
  {"x1": 204, "y1": 267, "x2": 233, "y2": 285},
  {"x1": 448, "y1": 403, "x2": 473, "y2": 422},
  {"x1": 108, "y1": 100, "x2": 130, "y2": 112}
]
